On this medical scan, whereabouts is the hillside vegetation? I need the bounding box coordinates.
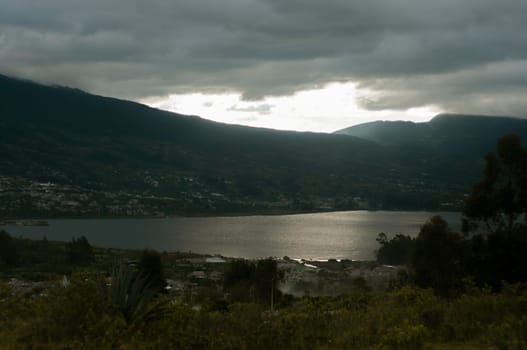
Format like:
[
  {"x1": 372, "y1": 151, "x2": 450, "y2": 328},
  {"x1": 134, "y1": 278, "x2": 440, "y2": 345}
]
[
  {"x1": 1, "y1": 74, "x2": 431, "y2": 216},
  {"x1": 1, "y1": 133, "x2": 527, "y2": 349},
  {"x1": 2, "y1": 275, "x2": 526, "y2": 349},
  {"x1": 5, "y1": 75, "x2": 527, "y2": 216}
]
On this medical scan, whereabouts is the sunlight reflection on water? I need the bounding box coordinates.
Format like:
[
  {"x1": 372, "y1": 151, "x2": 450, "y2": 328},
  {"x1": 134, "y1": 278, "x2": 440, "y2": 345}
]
[{"x1": 6, "y1": 211, "x2": 460, "y2": 260}]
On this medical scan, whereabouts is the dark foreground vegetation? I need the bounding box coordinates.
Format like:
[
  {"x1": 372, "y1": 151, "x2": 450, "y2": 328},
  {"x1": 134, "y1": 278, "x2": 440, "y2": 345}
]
[
  {"x1": 377, "y1": 134, "x2": 527, "y2": 296},
  {"x1": 1, "y1": 241, "x2": 527, "y2": 349},
  {"x1": 2, "y1": 273, "x2": 527, "y2": 349},
  {"x1": 1, "y1": 134, "x2": 527, "y2": 349},
  {"x1": 1, "y1": 230, "x2": 526, "y2": 349}
]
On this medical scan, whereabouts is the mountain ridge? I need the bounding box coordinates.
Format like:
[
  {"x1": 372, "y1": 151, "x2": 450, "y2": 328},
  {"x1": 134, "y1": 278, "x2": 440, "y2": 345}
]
[
  {"x1": 2, "y1": 74, "x2": 524, "y2": 217},
  {"x1": 334, "y1": 113, "x2": 527, "y2": 160},
  {"x1": 1, "y1": 74, "x2": 404, "y2": 217}
]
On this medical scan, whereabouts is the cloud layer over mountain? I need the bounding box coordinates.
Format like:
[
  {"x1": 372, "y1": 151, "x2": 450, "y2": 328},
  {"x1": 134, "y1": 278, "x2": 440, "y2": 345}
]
[{"x1": 1, "y1": 0, "x2": 526, "y2": 117}]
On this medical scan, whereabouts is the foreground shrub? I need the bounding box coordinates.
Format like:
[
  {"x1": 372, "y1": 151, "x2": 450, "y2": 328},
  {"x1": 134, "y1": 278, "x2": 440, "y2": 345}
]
[{"x1": 1, "y1": 280, "x2": 527, "y2": 349}]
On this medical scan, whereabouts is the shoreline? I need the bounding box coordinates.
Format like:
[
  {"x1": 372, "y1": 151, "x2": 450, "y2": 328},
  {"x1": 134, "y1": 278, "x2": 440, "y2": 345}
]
[{"x1": 0, "y1": 208, "x2": 461, "y2": 222}]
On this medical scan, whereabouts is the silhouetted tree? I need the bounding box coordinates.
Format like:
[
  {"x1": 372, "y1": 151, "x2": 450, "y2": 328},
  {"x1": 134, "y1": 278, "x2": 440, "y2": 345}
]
[
  {"x1": 253, "y1": 258, "x2": 284, "y2": 306},
  {"x1": 224, "y1": 259, "x2": 254, "y2": 288},
  {"x1": 0, "y1": 230, "x2": 19, "y2": 267},
  {"x1": 376, "y1": 233, "x2": 415, "y2": 265},
  {"x1": 462, "y1": 134, "x2": 527, "y2": 288},
  {"x1": 67, "y1": 236, "x2": 94, "y2": 265},
  {"x1": 463, "y1": 133, "x2": 527, "y2": 234},
  {"x1": 224, "y1": 258, "x2": 283, "y2": 305},
  {"x1": 138, "y1": 249, "x2": 165, "y2": 291},
  {"x1": 412, "y1": 216, "x2": 465, "y2": 296},
  {"x1": 467, "y1": 225, "x2": 527, "y2": 289}
]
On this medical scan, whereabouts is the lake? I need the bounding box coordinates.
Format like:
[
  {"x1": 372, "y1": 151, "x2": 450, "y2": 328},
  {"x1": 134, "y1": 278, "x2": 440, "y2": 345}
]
[{"x1": 4, "y1": 211, "x2": 460, "y2": 260}]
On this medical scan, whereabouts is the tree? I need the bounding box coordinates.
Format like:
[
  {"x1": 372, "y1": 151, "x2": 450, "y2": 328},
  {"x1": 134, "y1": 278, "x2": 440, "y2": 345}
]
[
  {"x1": 463, "y1": 133, "x2": 527, "y2": 234},
  {"x1": 224, "y1": 258, "x2": 284, "y2": 305},
  {"x1": 462, "y1": 134, "x2": 527, "y2": 288},
  {"x1": 67, "y1": 236, "x2": 94, "y2": 265},
  {"x1": 376, "y1": 233, "x2": 415, "y2": 265},
  {"x1": 0, "y1": 230, "x2": 19, "y2": 267},
  {"x1": 253, "y1": 258, "x2": 284, "y2": 309},
  {"x1": 467, "y1": 224, "x2": 527, "y2": 288},
  {"x1": 412, "y1": 216, "x2": 465, "y2": 296},
  {"x1": 224, "y1": 259, "x2": 254, "y2": 288},
  {"x1": 138, "y1": 249, "x2": 165, "y2": 291}
]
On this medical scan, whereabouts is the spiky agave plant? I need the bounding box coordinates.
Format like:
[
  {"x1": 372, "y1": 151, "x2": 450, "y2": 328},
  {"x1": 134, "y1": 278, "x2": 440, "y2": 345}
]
[{"x1": 110, "y1": 264, "x2": 169, "y2": 324}]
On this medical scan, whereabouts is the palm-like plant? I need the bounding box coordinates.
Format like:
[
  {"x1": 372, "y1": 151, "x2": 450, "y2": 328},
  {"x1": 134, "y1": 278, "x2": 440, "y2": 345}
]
[{"x1": 110, "y1": 265, "x2": 169, "y2": 325}]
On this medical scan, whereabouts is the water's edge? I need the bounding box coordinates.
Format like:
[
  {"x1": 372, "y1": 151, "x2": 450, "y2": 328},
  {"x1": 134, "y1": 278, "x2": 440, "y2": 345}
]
[{"x1": 4, "y1": 211, "x2": 460, "y2": 261}]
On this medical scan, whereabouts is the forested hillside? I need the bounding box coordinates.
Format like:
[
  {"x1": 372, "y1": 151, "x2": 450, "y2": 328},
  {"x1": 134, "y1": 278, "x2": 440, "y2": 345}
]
[{"x1": 3, "y1": 75, "x2": 524, "y2": 217}]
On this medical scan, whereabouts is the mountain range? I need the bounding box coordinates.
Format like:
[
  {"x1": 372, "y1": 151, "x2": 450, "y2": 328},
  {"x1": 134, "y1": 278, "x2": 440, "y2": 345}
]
[
  {"x1": 1, "y1": 74, "x2": 526, "y2": 217},
  {"x1": 335, "y1": 114, "x2": 527, "y2": 160}
]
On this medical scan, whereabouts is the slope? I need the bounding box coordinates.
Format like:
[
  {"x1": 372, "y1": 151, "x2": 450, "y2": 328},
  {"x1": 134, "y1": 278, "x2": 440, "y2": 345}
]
[{"x1": 1, "y1": 74, "x2": 433, "y2": 217}]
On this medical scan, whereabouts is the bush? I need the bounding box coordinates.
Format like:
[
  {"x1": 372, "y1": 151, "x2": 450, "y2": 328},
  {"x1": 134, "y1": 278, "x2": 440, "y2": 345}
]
[{"x1": 381, "y1": 324, "x2": 428, "y2": 350}]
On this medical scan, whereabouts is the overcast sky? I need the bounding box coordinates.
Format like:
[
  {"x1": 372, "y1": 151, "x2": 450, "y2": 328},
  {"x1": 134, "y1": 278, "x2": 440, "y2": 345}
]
[{"x1": 1, "y1": 0, "x2": 526, "y2": 132}]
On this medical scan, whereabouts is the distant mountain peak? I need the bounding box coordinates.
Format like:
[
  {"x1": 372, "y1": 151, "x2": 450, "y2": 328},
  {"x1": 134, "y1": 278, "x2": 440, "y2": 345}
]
[
  {"x1": 334, "y1": 113, "x2": 527, "y2": 160},
  {"x1": 430, "y1": 113, "x2": 524, "y2": 123}
]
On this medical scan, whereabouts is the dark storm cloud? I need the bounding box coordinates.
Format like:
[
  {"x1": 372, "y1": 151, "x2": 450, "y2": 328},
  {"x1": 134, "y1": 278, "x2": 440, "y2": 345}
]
[
  {"x1": 359, "y1": 60, "x2": 527, "y2": 116},
  {"x1": 1, "y1": 0, "x2": 526, "y2": 116}
]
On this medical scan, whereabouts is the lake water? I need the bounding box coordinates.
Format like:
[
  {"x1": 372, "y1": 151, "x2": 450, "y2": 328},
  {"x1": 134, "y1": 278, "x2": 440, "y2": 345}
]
[{"x1": 5, "y1": 211, "x2": 460, "y2": 260}]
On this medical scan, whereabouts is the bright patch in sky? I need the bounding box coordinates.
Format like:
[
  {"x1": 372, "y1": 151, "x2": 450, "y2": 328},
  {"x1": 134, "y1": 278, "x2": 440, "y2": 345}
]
[{"x1": 142, "y1": 82, "x2": 442, "y2": 133}]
